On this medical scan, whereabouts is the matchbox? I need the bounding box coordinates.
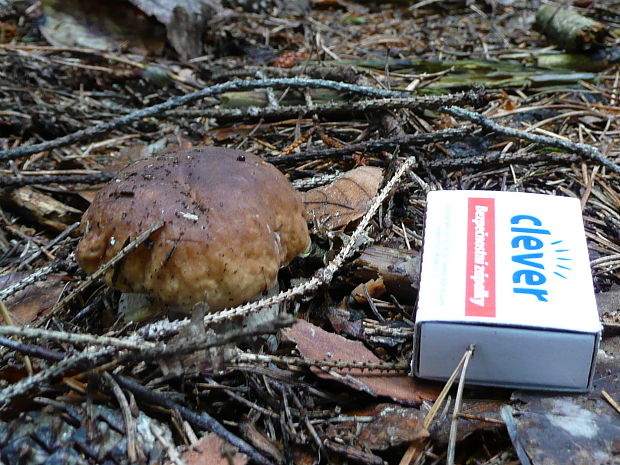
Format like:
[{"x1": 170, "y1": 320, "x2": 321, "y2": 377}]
[{"x1": 413, "y1": 191, "x2": 601, "y2": 391}]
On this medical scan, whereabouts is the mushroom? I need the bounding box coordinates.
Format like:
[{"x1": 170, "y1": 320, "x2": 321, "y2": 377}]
[{"x1": 76, "y1": 146, "x2": 310, "y2": 311}]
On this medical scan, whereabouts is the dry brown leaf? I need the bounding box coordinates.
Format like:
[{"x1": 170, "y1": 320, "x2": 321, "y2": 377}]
[
  {"x1": 180, "y1": 433, "x2": 247, "y2": 465},
  {"x1": 283, "y1": 319, "x2": 439, "y2": 405},
  {"x1": 351, "y1": 277, "x2": 386, "y2": 304},
  {"x1": 301, "y1": 166, "x2": 383, "y2": 230},
  {"x1": 291, "y1": 445, "x2": 316, "y2": 465},
  {"x1": 336, "y1": 403, "x2": 429, "y2": 450},
  {"x1": 239, "y1": 422, "x2": 284, "y2": 464},
  {"x1": 75, "y1": 187, "x2": 103, "y2": 204},
  {"x1": 0, "y1": 272, "x2": 66, "y2": 325}
]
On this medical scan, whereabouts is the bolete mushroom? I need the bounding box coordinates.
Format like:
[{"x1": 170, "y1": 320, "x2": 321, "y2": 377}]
[{"x1": 76, "y1": 146, "x2": 309, "y2": 311}]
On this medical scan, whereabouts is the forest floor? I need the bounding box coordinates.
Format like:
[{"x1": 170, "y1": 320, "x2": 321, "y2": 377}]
[{"x1": 0, "y1": 1, "x2": 619, "y2": 464}]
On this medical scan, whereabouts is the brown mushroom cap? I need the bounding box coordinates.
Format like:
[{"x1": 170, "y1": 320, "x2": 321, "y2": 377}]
[{"x1": 76, "y1": 146, "x2": 310, "y2": 311}]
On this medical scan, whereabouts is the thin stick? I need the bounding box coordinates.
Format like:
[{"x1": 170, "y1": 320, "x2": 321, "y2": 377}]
[
  {"x1": 0, "y1": 318, "x2": 293, "y2": 409},
  {"x1": 399, "y1": 345, "x2": 476, "y2": 465},
  {"x1": 103, "y1": 372, "x2": 138, "y2": 462},
  {"x1": 423, "y1": 346, "x2": 475, "y2": 429},
  {"x1": 18, "y1": 222, "x2": 81, "y2": 270},
  {"x1": 264, "y1": 128, "x2": 471, "y2": 166},
  {"x1": 170, "y1": 90, "x2": 482, "y2": 122},
  {"x1": 0, "y1": 347, "x2": 115, "y2": 408},
  {"x1": 0, "y1": 173, "x2": 114, "y2": 188},
  {"x1": 0, "y1": 262, "x2": 59, "y2": 301},
  {"x1": 0, "y1": 300, "x2": 33, "y2": 375},
  {"x1": 290, "y1": 389, "x2": 325, "y2": 454},
  {"x1": 0, "y1": 325, "x2": 156, "y2": 351},
  {"x1": 0, "y1": 313, "x2": 294, "y2": 356},
  {"x1": 602, "y1": 390, "x2": 620, "y2": 415},
  {"x1": 115, "y1": 375, "x2": 274, "y2": 465},
  {"x1": 443, "y1": 105, "x2": 620, "y2": 174},
  {"x1": 447, "y1": 344, "x2": 475, "y2": 465},
  {"x1": 233, "y1": 351, "x2": 409, "y2": 372},
  {"x1": 0, "y1": 336, "x2": 64, "y2": 361},
  {"x1": 0, "y1": 78, "x2": 414, "y2": 161},
  {"x1": 46, "y1": 221, "x2": 164, "y2": 321},
  {"x1": 455, "y1": 413, "x2": 504, "y2": 425}
]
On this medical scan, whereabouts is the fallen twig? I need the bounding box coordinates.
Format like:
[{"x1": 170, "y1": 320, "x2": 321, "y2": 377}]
[
  {"x1": 447, "y1": 345, "x2": 475, "y2": 465},
  {"x1": 0, "y1": 316, "x2": 295, "y2": 411},
  {"x1": 0, "y1": 314, "x2": 294, "y2": 356},
  {"x1": 169, "y1": 89, "x2": 483, "y2": 122},
  {"x1": 265, "y1": 128, "x2": 471, "y2": 165},
  {"x1": 103, "y1": 372, "x2": 138, "y2": 462},
  {"x1": 0, "y1": 259, "x2": 66, "y2": 301},
  {"x1": 0, "y1": 325, "x2": 155, "y2": 351},
  {"x1": 233, "y1": 351, "x2": 409, "y2": 373},
  {"x1": 0, "y1": 173, "x2": 114, "y2": 188},
  {"x1": 0, "y1": 336, "x2": 64, "y2": 361},
  {"x1": 44, "y1": 222, "x2": 164, "y2": 323},
  {"x1": 0, "y1": 346, "x2": 115, "y2": 408},
  {"x1": 0, "y1": 78, "x2": 415, "y2": 161},
  {"x1": 443, "y1": 105, "x2": 620, "y2": 174},
  {"x1": 115, "y1": 375, "x2": 274, "y2": 465}
]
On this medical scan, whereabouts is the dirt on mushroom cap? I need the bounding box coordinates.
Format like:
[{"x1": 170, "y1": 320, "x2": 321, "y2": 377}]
[{"x1": 76, "y1": 146, "x2": 310, "y2": 311}]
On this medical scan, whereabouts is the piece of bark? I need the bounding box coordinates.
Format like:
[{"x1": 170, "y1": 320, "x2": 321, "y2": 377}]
[
  {"x1": 323, "y1": 440, "x2": 384, "y2": 465},
  {"x1": 238, "y1": 422, "x2": 284, "y2": 464},
  {"x1": 1, "y1": 186, "x2": 81, "y2": 231},
  {"x1": 535, "y1": 5, "x2": 608, "y2": 52},
  {"x1": 353, "y1": 245, "x2": 420, "y2": 301}
]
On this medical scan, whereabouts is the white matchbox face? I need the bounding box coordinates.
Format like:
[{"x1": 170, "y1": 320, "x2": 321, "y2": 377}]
[{"x1": 414, "y1": 191, "x2": 601, "y2": 391}]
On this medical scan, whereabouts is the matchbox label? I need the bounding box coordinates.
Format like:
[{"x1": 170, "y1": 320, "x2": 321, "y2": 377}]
[
  {"x1": 465, "y1": 197, "x2": 496, "y2": 317},
  {"x1": 417, "y1": 190, "x2": 600, "y2": 332},
  {"x1": 416, "y1": 190, "x2": 601, "y2": 390}
]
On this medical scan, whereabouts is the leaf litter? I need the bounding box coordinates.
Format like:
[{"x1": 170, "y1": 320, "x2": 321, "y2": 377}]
[{"x1": 0, "y1": 0, "x2": 619, "y2": 464}]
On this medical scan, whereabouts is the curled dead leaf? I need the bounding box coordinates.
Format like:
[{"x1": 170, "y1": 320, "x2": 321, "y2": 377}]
[{"x1": 301, "y1": 166, "x2": 383, "y2": 230}]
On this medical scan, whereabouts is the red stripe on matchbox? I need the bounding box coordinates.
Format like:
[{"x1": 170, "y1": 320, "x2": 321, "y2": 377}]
[{"x1": 465, "y1": 197, "x2": 496, "y2": 317}]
